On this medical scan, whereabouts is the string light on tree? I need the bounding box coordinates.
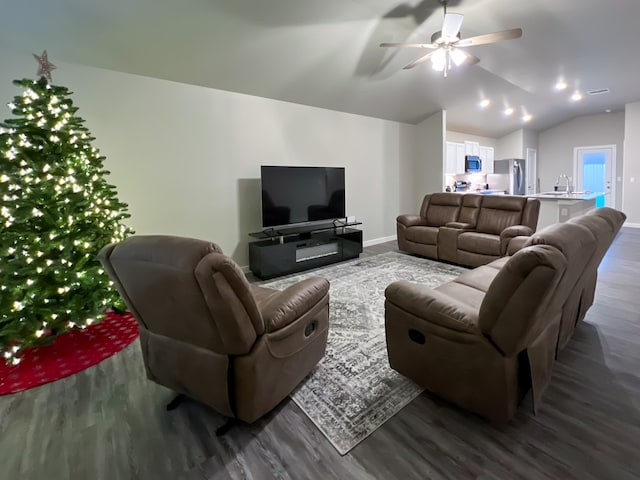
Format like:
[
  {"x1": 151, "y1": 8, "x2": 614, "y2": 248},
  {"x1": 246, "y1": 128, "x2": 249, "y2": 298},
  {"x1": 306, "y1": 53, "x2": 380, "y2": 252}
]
[{"x1": 0, "y1": 51, "x2": 133, "y2": 364}]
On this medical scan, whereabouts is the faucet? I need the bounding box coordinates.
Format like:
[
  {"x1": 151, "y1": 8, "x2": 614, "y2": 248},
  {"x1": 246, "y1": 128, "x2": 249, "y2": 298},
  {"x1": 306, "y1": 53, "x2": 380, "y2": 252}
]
[{"x1": 555, "y1": 174, "x2": 571, "y2": 192}]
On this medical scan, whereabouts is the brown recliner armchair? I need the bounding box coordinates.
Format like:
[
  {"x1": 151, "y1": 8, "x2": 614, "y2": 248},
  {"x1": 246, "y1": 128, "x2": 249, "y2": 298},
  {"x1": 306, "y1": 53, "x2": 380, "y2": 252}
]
[{"x1": 98, "y1": 235, "x2": 330, "y2": 427}]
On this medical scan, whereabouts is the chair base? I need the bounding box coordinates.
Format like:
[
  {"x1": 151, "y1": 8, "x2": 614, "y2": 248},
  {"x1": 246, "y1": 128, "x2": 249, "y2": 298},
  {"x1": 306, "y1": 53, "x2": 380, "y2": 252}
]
[{"x1": 166, "y1": 393, "x2": 186, "y2": 411}]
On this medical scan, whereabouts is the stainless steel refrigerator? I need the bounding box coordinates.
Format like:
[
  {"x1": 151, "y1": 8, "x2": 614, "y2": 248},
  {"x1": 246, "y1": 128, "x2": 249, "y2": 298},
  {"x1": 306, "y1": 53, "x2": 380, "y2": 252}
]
[{"x1": 487, "y1": 158, "x2": 526, "y2": 195}]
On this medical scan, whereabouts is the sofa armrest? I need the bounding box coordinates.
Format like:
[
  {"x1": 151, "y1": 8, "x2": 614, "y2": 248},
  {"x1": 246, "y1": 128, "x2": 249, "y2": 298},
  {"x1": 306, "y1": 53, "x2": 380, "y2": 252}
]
[
  {"x1": 499, "y1": 225, "x2": 533, "y2": 255},
  {"x1": 506, "y1": 236, "x2": 530, "y2": 255},
  {"x1": 444, "y1": 221, "x2": 475, "y2": 230},
  {"x1": 261, "y1": 277, "x2": 330, "y2": 332},
  {"x1": 397, "y1": 214, "x2": 428, "y2": 228},
  {"x1": 385, "y1": 281, "x2": 479, "y2": 334}
]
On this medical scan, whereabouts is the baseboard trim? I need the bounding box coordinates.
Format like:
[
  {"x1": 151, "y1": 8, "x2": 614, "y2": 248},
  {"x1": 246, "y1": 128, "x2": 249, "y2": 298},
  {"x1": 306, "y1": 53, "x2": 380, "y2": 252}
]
[
  {"x1": 364, "y1": 235, "x2": 397, "y2": 247},
  {"x1": 623, "y1": 222, "x2": 640, "y2": 229}
]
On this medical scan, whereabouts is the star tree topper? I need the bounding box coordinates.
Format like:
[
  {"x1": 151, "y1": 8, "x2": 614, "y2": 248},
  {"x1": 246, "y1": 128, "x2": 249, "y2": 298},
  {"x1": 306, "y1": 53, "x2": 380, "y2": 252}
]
[{"x1": 33, "y1": 50, "x2": 56, "y2": 82}]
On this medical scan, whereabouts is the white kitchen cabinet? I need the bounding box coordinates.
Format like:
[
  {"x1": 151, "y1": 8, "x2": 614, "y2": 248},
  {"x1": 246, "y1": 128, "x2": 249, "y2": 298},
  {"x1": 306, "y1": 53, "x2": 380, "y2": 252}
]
[
  {"x1": 479, "y1": 146, "x2": 494, "y2": 174},
  {"x1": 445, "y1": 141, "x2": 466, "y2": 174},
  {"x1": 464, "y1": 141, "x2": 480, "y2": 156}
]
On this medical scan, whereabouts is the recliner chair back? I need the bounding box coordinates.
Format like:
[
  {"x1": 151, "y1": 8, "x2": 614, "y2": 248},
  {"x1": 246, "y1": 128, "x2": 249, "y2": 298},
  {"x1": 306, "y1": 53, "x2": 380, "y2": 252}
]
[
  {"x1": 419, "y1": 193, "x2": 463, "y2": 226},
  {"x1": 100, "y1": 235, "x2": 262, "y2": 355},
  {"x1": 520, "y1": 222, "x2": 597, "y2": 353},
  {"x1": 99, "y1": 234, "x2": 330, "y2": 424}
]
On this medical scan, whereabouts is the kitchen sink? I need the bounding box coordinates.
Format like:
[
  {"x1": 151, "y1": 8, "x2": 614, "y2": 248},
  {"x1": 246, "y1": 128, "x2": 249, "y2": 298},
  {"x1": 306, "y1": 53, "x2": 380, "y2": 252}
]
[{"x1": 539, "y1": 191, "x2": 590, "y2": 196}]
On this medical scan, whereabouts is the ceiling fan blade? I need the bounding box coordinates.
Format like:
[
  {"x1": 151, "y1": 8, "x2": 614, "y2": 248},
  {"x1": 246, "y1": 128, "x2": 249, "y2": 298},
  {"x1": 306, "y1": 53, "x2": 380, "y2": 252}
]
[
  {"x1": 464, "y1": 53, "x2": 481, "y2": 66},
  {"x1": 402, "y1": 50, "x2": 438, "y2": 70},
  {"x1": 442, "y1": 13, "x2": 464, "y2": 40},
  {"x1": 456, "y1": 28, "x2": 523, "y2": 47},
  {"x1": 379, "y1": 42, "x2": 437, "y2": 49}
]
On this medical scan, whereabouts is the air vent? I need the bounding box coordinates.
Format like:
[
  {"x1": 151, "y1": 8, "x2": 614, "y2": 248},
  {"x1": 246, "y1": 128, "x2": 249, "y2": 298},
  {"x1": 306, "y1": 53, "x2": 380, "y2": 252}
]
[{"x1": 587, "y1": 88, "x2": 610, "y2": 96}]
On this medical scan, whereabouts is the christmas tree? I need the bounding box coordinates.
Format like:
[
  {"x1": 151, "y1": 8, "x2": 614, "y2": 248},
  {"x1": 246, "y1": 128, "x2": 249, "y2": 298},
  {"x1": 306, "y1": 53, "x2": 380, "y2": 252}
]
[{"x1": 0, "y1": 52, "x2": 133, "y2": 364}]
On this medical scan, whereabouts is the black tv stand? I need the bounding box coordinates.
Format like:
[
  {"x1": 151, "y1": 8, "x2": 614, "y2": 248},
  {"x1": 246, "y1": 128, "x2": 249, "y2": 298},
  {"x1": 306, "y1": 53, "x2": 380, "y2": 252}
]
[{"x1": 248, "y1": 222, "x2": 363, "y2": 280}]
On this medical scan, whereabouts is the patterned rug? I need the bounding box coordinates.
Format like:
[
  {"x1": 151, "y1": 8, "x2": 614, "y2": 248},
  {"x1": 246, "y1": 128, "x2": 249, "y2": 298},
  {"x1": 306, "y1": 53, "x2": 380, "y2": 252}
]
[{"x1": 261, "y1": 251, "x2": 466, "y2": 455}]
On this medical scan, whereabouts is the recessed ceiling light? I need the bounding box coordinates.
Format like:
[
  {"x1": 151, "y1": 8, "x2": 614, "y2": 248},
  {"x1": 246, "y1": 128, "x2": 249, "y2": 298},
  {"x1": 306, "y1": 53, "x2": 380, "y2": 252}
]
[
  {"x1": 479, "y1": 98, "x2": 491, "y2": 108},
  {"x1": 522, "y1": 114, "x2": 532, "y2": 122},
  {"x1": 555, "y1": 81, "x2": 568, "y2": 91},
  {"x1": 503, "y1": 107, "x2": 514, "y2": 116},
  {"x1": 605, "y1": 109, "x2": 612, "y2": 113},
  {"x1": 571, "y1": 91, "x2": 583, "y2": 101}
]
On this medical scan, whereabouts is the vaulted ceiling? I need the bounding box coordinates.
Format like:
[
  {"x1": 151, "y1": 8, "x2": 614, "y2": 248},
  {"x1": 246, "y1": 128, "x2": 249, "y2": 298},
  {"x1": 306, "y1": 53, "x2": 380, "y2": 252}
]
[{"x1": 2, "y1": 0, "x2": 640, "y2": 138}]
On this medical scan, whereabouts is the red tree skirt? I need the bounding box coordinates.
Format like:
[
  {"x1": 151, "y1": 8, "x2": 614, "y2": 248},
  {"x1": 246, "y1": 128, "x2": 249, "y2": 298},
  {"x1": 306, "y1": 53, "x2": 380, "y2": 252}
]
[{"x1": 0, "y1": 311, "x2": 139, "y2": 395}]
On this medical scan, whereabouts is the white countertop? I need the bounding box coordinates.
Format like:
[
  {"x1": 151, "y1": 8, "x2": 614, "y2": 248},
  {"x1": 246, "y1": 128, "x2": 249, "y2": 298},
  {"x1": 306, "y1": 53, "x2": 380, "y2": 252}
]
[{"x1": 527, "y1": 191, "x2": 604, "y2": 201}]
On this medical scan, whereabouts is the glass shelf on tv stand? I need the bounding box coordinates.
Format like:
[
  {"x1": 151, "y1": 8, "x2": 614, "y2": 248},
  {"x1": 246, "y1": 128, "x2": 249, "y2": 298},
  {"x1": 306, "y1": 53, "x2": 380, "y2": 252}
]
[{"x1": 249, "y1": 220, "x2": 362, "y2": 240}]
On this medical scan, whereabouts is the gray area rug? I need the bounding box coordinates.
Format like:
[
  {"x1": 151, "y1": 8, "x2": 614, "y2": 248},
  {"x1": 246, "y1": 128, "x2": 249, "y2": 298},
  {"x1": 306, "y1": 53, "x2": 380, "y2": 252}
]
[{"x1": 262, "y1": 251, "x2": 467, "y2": 455}]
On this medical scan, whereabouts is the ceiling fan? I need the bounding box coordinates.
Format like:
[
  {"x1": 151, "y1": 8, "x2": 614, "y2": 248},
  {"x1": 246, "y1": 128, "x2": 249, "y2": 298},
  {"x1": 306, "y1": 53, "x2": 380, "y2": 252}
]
[{"x1": 380, "y1": 0, "x2": 522, "y2": 76}]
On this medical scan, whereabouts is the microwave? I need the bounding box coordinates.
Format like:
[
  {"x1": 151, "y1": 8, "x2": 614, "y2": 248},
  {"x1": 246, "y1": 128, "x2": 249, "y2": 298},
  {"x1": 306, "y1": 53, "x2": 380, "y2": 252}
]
[{"x1": 465, "y1": 155, "x2": 482, "y2": 172}]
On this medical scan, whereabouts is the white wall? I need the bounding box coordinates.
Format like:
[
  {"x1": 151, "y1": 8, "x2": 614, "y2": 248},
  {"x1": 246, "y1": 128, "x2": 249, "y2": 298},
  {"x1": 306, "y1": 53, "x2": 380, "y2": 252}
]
[
  {"x1": 410, "y1": 111, "x2": 445, "y2": 211},
  {"x1": 446, "y1": 130, "x2": 497, "y2": 148},
  {"x1": 522, "y1": 128, "x2": 539, "y2": 154},
  {"x1": 623, "y1": 101, "x2": 640, "y2": 224},
  {"x1": 538, "y1": 112, "x2": 625, "y2": 206},
  {"x1": 495, "y1": 129, "x2": 524, "y2": 160},
  {"x1": 0, "y1": 46, "x2": 415, "y2": 266}
]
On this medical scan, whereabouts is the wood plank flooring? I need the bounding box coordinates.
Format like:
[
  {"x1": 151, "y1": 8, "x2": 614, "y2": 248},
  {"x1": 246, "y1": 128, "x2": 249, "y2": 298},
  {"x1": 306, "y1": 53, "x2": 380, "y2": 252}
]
[{"x1": 2, "y1": 229, "x2": 640, "y2": 480}]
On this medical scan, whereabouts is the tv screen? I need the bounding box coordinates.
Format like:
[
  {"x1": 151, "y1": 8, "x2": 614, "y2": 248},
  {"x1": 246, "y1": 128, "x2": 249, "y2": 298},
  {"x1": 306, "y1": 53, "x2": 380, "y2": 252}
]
[{"x1": 261, "y1": 166, "x2": 345, "y2": 228}]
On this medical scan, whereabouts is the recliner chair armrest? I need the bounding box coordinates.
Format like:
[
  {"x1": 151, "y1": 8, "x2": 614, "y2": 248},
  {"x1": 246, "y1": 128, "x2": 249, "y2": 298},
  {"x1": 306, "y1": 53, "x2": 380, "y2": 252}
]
[
  {"x1": 500, "y1": 225, "x2": 533, "y2": 255},
  {"x1": 506, "y1": 236, "x2": 530, "y2": 256},
  {"x1": 261, "y1": 277, "x2": 330, "y2": 332},
  {"x1": 385, "y1": 281, "x2": 479, "y2": 334},
  {"x1": 397, "y1": 214, "x2": 427, "y2": 228},
  {"x1": 444, "y1": 221, "x2": 475, "y2": 230}
]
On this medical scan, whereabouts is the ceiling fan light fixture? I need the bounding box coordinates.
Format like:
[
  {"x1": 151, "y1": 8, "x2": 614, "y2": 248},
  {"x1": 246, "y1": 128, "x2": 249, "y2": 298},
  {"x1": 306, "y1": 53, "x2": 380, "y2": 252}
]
[
  {"x1": 555, "y1": 80, "x2": 568, "y2": 91},
  {"x1": 431, "y1": 49, "x2": 446, "y2": 71},
  {"x1": 450, "y1": 48, "x2": 467, "y2": 66}
]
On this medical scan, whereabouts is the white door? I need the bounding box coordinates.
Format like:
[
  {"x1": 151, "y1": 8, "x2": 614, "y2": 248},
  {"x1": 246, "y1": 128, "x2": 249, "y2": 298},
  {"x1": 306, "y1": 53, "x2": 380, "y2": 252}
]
[
  {"x1": 573, "y1": 145, "x2": 616, "y2": 207},
  {"x1": 525, "y1": 148, "x2": 537, "y2": 195}
]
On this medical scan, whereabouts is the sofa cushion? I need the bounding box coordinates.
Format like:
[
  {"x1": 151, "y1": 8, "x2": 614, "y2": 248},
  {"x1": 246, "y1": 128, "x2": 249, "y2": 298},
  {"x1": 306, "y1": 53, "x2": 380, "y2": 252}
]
[
  {"x1": 423, "y1": 193, "x2": 462, "y2": 227},
  {"x1": 405, "y1": 225, "x2": 439, "y2": 245},
  {"x1": 457, "y1": 232, "x2": 501, "y2": 256},
  {"x1": 458, "y1": 194, "x2": 482, "y2": 226},
  {"x1": 434, "y1": 281, "x2": 485, "y2": 312},
  {"x1": 478, "y1": 244, "x2": 568, "y2": 356},
  {"x1": 453, "y1": 265, "x2": 501, "y2": 293},
  {"x1": 476, "y1": 196, "x2": 527, "y2": 235}
]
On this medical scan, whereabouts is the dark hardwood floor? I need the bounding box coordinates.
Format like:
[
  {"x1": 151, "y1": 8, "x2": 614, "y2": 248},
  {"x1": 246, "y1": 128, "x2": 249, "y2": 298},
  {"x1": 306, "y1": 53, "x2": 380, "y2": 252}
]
[{"x1": 2, "y1": 229, "x2": 640, "y2": 480}]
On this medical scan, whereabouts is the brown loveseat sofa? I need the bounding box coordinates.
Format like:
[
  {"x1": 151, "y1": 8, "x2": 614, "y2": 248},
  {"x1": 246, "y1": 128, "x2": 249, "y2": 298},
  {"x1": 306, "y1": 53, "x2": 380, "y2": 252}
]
[
  {"x1": 385, "y1": 207, "x2": 625, "y2": 420},
  {"x1": 396, "y1": 193, "x2": 540, "y2": 267}
]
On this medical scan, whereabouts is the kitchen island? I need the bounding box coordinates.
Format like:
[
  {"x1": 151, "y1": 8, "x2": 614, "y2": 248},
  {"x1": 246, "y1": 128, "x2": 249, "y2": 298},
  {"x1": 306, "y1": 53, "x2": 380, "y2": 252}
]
[{"x1": 527, "y1": 192, "x2": 605, "y2": 230}]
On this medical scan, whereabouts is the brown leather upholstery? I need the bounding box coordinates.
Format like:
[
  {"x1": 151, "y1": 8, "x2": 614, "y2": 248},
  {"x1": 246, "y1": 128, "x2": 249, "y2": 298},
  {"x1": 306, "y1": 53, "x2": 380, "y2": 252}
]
[
  {"x1": 505, "y1": 207, "x2": 626, "y2": 353},
  {"x1": 566, "y1": 207, "x2": 626, "y2": 339},
  {"x1": 385, "y1": 244, "x2": 567, "y2": 420},
  {"x1": 99, "y1": 235, "x2": 330, "y2": 423},
  {"x1": 396, "y1": 192, "x2": 540, "y2": 267},
  {"x1": 518, "y1": 222, "x2": 597, "y2": 357},
  {"x1": 455, "y1": 197, "x2": 539, "y2": 267}
]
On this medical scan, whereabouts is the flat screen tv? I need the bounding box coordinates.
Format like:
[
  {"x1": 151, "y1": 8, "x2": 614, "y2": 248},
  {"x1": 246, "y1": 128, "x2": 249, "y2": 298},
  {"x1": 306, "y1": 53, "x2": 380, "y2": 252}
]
[{"x1": 261, "y1": 166, "x2": 345, "y2": 228}]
